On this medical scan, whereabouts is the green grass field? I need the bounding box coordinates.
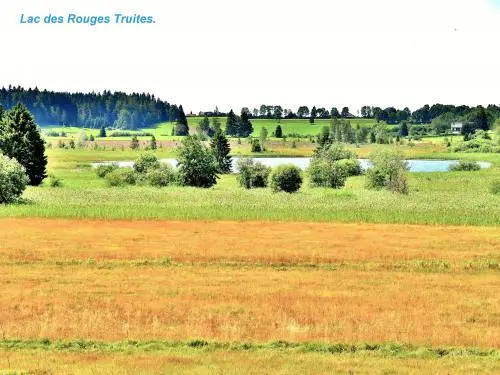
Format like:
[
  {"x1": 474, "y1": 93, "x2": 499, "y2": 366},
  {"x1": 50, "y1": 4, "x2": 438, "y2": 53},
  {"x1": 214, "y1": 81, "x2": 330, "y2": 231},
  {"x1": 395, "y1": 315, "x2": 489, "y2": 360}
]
[
  {"x1": 41, "y1": 117, "x2": 383, "y2": 141},
  {"x1": 1, "y1": 144, "x2": 498, "y2": 225}
]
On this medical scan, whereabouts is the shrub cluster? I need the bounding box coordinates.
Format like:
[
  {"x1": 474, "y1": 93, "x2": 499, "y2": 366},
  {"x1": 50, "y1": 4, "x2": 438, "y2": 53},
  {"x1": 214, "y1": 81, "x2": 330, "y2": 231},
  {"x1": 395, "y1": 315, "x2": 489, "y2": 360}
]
[
  {"x1": 307, "y1": 143, "x2": 361, "y2": 189},
  {"x1": 96, "y1": 154, "x2": 177, "y2": 188},
  {"x1": 449, "y1": 160, "x2": 481, "y2": 172},
  {"x1": 237, "y1": 159, "x2": 271, "y2": 189},
  {"x1": 365, "y1": 149, "x2": 409, "y2": 194},
  {"x1": 448, "y1": 138, "x2": 500, "y2": 153}
]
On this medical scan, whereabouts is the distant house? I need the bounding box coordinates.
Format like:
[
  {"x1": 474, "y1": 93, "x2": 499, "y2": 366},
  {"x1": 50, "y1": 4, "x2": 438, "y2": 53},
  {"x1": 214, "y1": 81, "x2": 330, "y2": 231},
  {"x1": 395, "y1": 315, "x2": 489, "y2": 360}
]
[{"x1": 450, "y1": 122, "x2": 463, "y2": 134}]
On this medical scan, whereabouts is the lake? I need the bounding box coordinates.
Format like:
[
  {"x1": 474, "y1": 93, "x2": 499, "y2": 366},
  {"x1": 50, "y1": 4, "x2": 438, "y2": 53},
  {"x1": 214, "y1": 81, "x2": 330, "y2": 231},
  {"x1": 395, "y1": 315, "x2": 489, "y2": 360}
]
[{"x1": 93, "y1": 157, "x2": 491, "y2": 173}]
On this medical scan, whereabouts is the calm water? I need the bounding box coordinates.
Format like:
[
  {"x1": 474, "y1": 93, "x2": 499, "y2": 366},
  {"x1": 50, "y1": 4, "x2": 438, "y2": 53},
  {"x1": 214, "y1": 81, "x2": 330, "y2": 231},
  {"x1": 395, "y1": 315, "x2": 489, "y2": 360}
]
[{"x1": 94, "y1": 157, "x2": 491, "y2": 173}]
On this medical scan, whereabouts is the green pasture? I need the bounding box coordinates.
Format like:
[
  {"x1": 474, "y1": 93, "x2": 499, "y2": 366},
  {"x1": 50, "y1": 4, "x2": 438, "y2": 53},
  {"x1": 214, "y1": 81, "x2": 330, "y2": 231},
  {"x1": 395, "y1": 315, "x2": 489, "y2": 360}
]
[
  {"x1": 41, "y1": 117, "x2": 384, "y2": 141},
  {"x1": 1, "y1": 144, "x2": 498, "y2": 226}
]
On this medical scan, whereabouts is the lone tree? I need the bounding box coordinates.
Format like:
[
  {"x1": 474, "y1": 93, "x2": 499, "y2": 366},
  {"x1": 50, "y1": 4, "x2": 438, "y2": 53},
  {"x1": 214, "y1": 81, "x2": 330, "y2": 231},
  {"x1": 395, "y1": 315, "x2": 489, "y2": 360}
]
[
  {"x1": 210, "y1": 129, "x2": 232, "y2": 173},
  {"x1": 130, "y1": 135, "x2": 140, "y2": 149},
  {"x1": 177, "y1": 136, "x2": 218, "y2": 188},
  {"x1": 150, "y1": 135, "x2": 157, "y2": 150},
  {"x1": 0, "y1": 103, "x2": 47, "y2": 186},
  {"x1": 174, "y1": 105, "x2": 189, "y2": 136},
  {"x1": 99, "y1": 126, "x2": 107, "y2": 137},
  {"x1": 274, "y1": 124, "x2": 283, "y2": 138}
]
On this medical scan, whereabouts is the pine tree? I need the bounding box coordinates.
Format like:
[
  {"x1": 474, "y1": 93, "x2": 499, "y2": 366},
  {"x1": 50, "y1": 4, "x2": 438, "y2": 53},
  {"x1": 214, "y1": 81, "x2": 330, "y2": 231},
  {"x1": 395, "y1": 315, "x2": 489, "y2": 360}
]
[
  {"x1": 150, "y1": 135, "x2": 157, "y2": 150},
  {"x1": 225, "y1": 110, "x2": 239, "y2": 136},
  {"x1": 238, "y1": 110, "x2": 253, "y2": 137},
  {"x1": 0, "y1": 103, "x2": 47, "y2": 186},
  {"x1": 399, "y1": 122, "x2": 409, "y2": 137},
  {"x1": 99, "y1": 126, "x2": 107, "y2": 137},
  {"x1": 274, "y1": 124, "x2": 283, "y2": 138},
  {"x1": 174, "y1": 105, "x2": 189, "y2": 136},
  {"x1": 210, "y1": 129, "x2": 232, "y2": 173}
]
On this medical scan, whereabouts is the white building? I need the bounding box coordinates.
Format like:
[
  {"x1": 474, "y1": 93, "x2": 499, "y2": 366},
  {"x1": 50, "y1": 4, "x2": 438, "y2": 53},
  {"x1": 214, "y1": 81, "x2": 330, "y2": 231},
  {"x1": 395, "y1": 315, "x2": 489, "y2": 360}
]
[{"x1": 450, "y1": 122, "x2": 463, "y2": 134}]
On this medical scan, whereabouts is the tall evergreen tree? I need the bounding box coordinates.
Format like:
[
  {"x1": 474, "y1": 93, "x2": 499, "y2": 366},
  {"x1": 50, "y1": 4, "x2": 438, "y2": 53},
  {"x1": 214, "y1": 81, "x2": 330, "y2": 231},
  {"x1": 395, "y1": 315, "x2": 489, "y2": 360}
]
[
  {"x1": 0, "y1": 103, "x2": 47, "y2": 186},
  {"x1": 99, "y1": 126, "x2": 107, "y2": 137},
  {"x1": 210, "y1": 129, "x2": 232, "y2": 173},
  {"x1": 174, "y1": 105, "x2": 189, "y2": 136},
  {"x1": 238, "y1": 110, "x2": 253, "y2": 137},
  {"x1": 225, "y1": 110, "x2": 239, "y2": 136},
  {"x1": 150, "y1": 135, "x2": 157, "y2": 150},
  {"x1": 274, "y1": 124, "x2": 283, "y2": 138},
  {"x1": 399, "y1": 122, "x2": 409, "y2": 137}
]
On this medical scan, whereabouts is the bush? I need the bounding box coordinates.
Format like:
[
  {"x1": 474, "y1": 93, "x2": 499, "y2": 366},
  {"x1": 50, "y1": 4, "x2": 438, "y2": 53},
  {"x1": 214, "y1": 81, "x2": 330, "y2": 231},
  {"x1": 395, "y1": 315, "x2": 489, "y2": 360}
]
[
  {"x1": 237, "y1": 158, "x2": 271, "y2": 189},
  {"x1": 105, "y1": 168, "x2": 137, "y2": 187},
  {"x1": 47, "y1": 174, "x2": 63, "y2": 188},
  {"x1": 96, "y1": 163, "x2": 119, "y2": 178},
  {"x1": 270, "y1": 164, "x2": 303, "y2": 193},
  {"x1": 250, "y1": 138, "x2": 262, "y2": 152},
  {"x1": 134, "y1": 154, "x2": 160, "y2": 173},
  {"x1": 144, "y1": 165, "x2": 177, "y2": 187},
  {"x1": 337, "y1": 158, "x2": 362, "y2": 176},
  {"x1": 308, "y1": 159, "x2": 347, "y2": 188},
  {"x1": 365, "y1": 149, "x2": 409, "y2": 194},
  {"x1": 313, "y1": 143, "x2": 356, "y2": 162},
  {"x1": 0, "y1": 155, "x2": 29, "y2": 203},
  {"x1": 449, "y1": 160, "x2": 481, "y2": 171},
  {"x1": 490, "y1": 180, "x2": 500, "y2": 195},
  {"x1": 177, "y1": 136, "x2": 218, "y2": 188}
]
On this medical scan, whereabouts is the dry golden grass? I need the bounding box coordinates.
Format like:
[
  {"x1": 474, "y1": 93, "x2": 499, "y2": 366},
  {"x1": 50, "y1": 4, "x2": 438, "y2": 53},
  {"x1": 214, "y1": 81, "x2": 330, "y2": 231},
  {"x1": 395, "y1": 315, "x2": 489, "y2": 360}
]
[
  {"x1": 1, "y1": 219, "x2": 498, "y2": 265},
  {"x1": 0, "y1": 219, "x2": 498, "y2": 350}
]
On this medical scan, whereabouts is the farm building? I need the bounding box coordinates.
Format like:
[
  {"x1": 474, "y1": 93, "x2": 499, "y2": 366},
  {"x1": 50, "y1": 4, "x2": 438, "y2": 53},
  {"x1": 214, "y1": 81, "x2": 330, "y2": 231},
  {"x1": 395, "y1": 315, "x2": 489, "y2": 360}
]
[{"x1": 450, "y1": 122, "x2": 463, "y2": 134}]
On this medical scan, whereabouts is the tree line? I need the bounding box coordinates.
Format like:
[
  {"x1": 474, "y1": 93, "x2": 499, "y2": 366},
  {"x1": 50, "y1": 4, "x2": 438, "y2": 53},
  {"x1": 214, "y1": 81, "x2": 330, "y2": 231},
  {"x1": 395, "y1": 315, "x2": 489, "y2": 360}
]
[
  {"x1": 202, "y1": 103, "x2": 500, "y2": 129},
  {"x1": 0, "y1": 86, "x2": 182, "y2": 129}
]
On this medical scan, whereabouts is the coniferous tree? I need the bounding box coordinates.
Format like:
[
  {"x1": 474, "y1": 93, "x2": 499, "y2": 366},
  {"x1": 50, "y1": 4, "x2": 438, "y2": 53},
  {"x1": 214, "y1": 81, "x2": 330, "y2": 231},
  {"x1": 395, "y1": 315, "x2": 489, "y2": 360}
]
[
  {"x1": 174, "y1": 105, "x2": 189, "y2": 136},
  {"x1": 225, "y1": 110, "x2": 239, "y2": 136},
  {"x1": 238, "y1": 110, "x2": 253, "y2": 137},
  {"x1": 0, "y1": 103, "x2": 47, "y2": 186},
  {"x1": 99, "y1": 126, "x2": 107, "y2": 137},
  {"x1": 399, "y1": 122, "x2": 409, "y2": 137},
  {"x1": 150, "y1": 135, "x2": 157, "y2": 150},
  {"x1": 210, "y1": 129, "x2": 232, "y2": 173},
  {"x1": 274, "y1": 124, "x2": 283, "y2": 138}
]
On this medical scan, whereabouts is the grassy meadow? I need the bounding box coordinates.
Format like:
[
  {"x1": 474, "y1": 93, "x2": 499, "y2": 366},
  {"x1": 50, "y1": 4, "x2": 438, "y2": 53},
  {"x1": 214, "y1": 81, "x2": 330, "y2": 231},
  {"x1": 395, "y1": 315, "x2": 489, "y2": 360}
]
[{"x1": 1, "y1": 129, "x2": 499, "y2": 374}]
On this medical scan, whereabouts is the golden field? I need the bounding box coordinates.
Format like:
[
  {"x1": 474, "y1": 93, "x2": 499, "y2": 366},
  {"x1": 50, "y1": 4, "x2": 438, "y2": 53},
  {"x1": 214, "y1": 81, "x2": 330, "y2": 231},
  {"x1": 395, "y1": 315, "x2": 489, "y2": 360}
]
[{"x1": 0, "y1": 219, "x2": 498, "y2": 349}]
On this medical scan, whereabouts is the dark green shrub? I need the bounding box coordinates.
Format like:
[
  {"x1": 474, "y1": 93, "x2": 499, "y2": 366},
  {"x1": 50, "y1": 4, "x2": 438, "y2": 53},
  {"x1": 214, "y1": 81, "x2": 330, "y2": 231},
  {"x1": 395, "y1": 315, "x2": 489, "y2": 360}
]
[
  {"x1": 237, "y1": 158, "x2": 271, "y2": 189},
  {"x1": 250, "y1": 138, "x2": 262, "y2": 152},
  {"x1": 96, "y1": 163, "x2": 119, "y2": 178},
  {"x1": 105, "y1": 168, "x2": 137, "y2": 187},
  {"x1": 270, "y1": 164, "x2": 303, "y2": 193},
  {"x1": 134, "y1": 154, "x2": 160, "y2": 173},
  {"x1": 308, "y1": 159, "x2": 347, "y2": 188},
  {"x1": 0, "y1": 154, "x2": 29, "y2": 203},
  {"x1": 490, "y1": 180, "x2": 500, "y2": 195},
  {"x1": 449, "y1": 160, "x2": 481, "y2": 171}
]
